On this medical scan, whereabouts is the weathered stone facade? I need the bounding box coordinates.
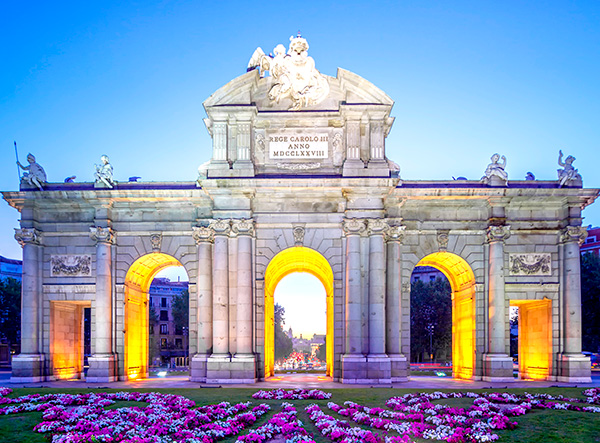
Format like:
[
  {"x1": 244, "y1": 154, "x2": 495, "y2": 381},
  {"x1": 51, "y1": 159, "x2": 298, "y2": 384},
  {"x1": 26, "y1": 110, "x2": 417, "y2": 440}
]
[{"x1": 3, "y1": 38, "x2": 598, "y2": 383}]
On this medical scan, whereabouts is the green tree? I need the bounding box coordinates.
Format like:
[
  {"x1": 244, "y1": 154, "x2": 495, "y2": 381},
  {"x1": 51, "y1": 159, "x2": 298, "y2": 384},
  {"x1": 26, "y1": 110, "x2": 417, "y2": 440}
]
[
  {"x1": 148, "y1": 305, "x2": 160, "y2": 365},
  {"x1": 0, "y1": 278, "x2": 21, "y2": 347},
  {"x1": 410, "y1": 277, "x2": 452, "y2": 362},
  {"x1": 581, "y1": 252, "x2": 600, "y2": 353},
  {"x1": 274, "y1": 303, "x2": 293, "y2": 362},
  {"x1": 316, "y1": 342, "x2": 326, "y2": 362},
  {"x1": 172, "y1": 290, "x2": 189, "y2": 335}
]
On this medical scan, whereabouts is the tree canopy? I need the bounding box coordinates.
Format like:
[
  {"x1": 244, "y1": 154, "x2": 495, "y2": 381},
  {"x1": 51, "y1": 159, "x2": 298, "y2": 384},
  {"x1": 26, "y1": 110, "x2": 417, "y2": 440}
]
[
  {"x1": 172, "y1": 289, "x2": 189, "y2": 335},
  {"x1": 274, "y1": 303, "x2": 293, "y2": 362},
  {"x1": 581, "y1": 252, "x2": 600, "y2": 353},
  {"x1": 0, "y1": 278, "x2": 21, "y2": 346}
]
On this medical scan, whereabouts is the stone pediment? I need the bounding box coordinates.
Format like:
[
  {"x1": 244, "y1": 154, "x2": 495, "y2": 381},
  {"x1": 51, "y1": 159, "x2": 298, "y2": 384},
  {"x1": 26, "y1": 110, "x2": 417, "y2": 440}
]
[{"x1": 203, "y1": 68, "x2": 394, "y2": 111}]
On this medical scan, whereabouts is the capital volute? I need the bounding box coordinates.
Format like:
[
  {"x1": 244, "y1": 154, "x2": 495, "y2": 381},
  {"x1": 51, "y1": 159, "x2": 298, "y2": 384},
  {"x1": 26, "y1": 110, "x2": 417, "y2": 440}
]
[
  {"x1": 90, "y1": 226, "x2": 115, "y2": 244},
  {"x1": 367, "y1": 218, "x2": 388, "y2": 236},
  {"x1": 385, "y1": 225, "x2": 406, "y2": 243},
  {"x1": 209, "y1": 219, "x2": 231, "y2": 236},
  {"x1": 14, "y1": 228, "x2": 41, "y2": 247},
  {"x1": 342, "y1": 218, "x2": 366, "y2": 236},
  {"x1": 231, "y1": 218, "x2": 255, "y2": 236},
  {"x1": 192, "y1": 226, "x2": 214, "y2": 244},
  {"x1": 561, "y1": 225, "x2": 588, "y2": 246},
  {"x1": 486, "y1": 225, "x2": 510, "y2": 243}
]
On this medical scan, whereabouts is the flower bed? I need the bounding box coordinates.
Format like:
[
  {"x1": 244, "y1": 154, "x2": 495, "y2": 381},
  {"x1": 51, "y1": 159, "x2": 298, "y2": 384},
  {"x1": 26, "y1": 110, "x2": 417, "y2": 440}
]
[
  {"x1": 251, "y1": 389, "x2": 332, "y2": 400},
  {"x1": 238, "y1": 402, "x2": 315, "y2": 443}
]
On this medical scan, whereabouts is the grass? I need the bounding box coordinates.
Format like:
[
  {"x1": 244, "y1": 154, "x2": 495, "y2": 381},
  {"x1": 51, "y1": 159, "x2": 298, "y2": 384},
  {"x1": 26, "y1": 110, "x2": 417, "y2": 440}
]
[{"x1": 1, "y1": 387, "x2": 599, "y2": 442}]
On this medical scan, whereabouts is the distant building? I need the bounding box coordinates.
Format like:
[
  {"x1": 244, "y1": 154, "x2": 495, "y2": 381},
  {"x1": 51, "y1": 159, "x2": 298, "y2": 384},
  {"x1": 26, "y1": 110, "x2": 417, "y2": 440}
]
[
  {"x1": 411, "y1": 265, "x2": 445, "y2": 283},
  {"x1": 148, "y1": 277, "x2": 189, "y2": 367},
  {"x1": 581, "y1": 226, "x2": 600, "y2": 257},
  {"x1": 0, "y1": 255, "x2": 22, "y2": 282}
]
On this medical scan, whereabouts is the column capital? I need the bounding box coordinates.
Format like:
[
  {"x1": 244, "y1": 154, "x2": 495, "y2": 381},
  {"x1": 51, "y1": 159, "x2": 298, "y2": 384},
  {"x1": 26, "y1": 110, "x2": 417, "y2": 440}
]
[
  {"x1": 90, "y1": 226, "x2": 115, "y2": 244},
  {"x1": 486, "y1": 225, "x2": 510, "y2": 243},
  {"x1": 14, "y1": 228, "x2": 41, "y2": 246},
  {"x1": 561, "y1": 225, "x2": 588, "y2": 245},
  {"x1": 366, "y1": 218, "x2": 388, "y2": 236},
  {"x1": 231, "y1": 218, "x2": 255, "y2": 236},
  {"x1": 192, "y1": 226, "x2": 214, "y2": 244},
  {"x1": 209, "y1": 219, "x2": 231, "y2": 236},
  {"x1": 385, "y1": 225, "x2": 406, "y2": 243},
  {"x1": 342, "y1": 218, "x2": 367, "y2": 236}
]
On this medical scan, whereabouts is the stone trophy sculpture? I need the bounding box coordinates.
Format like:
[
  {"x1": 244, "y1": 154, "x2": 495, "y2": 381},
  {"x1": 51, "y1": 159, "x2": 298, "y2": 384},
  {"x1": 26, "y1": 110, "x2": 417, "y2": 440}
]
[
  {"x1": 481, "y1": 153, "x2": 508, "y2": 185},
  {"x1": 248, "y1": 34, "x2": 330, "y2": 111},
  {"x1": 94, "y1": 155, "x2": 114, "y2": 188},
  {"x1": 557, "y1": 150, "x2": 582, "y2": 187},
  {"x1": 17, "y1": 153, "x2": 47, "y2": 190}
]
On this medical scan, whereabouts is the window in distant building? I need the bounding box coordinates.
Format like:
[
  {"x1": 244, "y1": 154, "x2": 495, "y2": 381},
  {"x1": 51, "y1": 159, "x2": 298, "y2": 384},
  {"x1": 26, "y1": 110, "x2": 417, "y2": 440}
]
[
  {"x1": 161, "y1": 338, "x2": 168, "y2": 349},
  {"x1": 414, "y1": 276, "x2": 420, "y2": 281},
  {"x1": 586, "y1": 236, "x2": 596, "y2": 244},
  {"x1": 161, "y1": 297, "x2": 167, "y2": 308},
  {"x1": 149, "y1": 324, "x2": 154, "y2": 334},
  {"x1": 430, "y1": 276, "x2": 436, "y2": 282},
  {"x1": 160, "y1": 324, "x2": 168, "y2": 335},
  {"x1": 175, "y1": 338, "x2": 183, "y2": 349},
  {"x1": 149, "y1": 297, "x2": 153, "y2": 307},
  {"x1": 160, "y1": 310, "x2": 168, "y2": 321}
]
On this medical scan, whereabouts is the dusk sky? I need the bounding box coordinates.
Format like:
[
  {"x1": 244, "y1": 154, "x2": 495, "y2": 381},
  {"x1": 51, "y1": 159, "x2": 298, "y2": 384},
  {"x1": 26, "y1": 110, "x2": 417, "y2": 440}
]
[{"x1": 1, "y1": 2, "x2": 599, "y2": 336}]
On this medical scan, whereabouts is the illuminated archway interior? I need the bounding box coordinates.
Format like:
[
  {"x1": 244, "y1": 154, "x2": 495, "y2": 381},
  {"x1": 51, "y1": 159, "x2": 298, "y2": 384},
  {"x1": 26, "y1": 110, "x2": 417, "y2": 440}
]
[
  {"x1": 510, "y1": 299, "x2": 552, "y2": 380},
  {"x1": 50, "y1": 300, "x2": 90, "y2": 380},
  {"x1": 415, "y1": 252, "x2": 476, "y2": 379},
  {"x1": 124, "y1": 253, "x2": 183, "y2": 379},
  {"x1": 264, "y1": 246, "x2": 334, "y2": 378}
]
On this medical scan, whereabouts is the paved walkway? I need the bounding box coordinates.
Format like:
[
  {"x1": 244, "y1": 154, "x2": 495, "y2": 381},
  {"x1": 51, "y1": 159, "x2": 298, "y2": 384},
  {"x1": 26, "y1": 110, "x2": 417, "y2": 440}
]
[{"x1": 2, "y1": 370, "x2": 599, "y2": 390}]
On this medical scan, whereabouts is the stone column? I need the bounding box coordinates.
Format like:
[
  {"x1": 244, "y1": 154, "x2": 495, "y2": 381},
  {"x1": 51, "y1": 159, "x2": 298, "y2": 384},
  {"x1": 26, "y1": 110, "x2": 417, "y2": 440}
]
[
  {"x1": 341, "y1": 218, "x2": 368, "y2": 382},
  {"x1": 11, "y1": 228, "x2": 44, "y2": 382},
  {"x1": 210, "y1": 219, "x2": 230, "y2": 357},
  {"x1": 342, "y1": 120, "x2": 364, "y2": 175},
  {"x1": 190, "y1": 225, "x2": 213, "y2": 382},
  {"x1": 558, "y1": 226, "x2": 591, "y2": 382},
  {"x1": 366, "y1": 218, "x2": 391, "y2": 382},
  {"x1": 87, "y1": 226, "x2": 117, "y2": 382},
  {"x1": 231, "y1": 219, "x2": 257, "y2": 382},
  {"x1": 385, "y1": 225, "x2": 408, "y2": 381},
  {"x1": 213, "y1": 122, "x2": 228, "y2": 162},
  {"x1": 483, "y1": 225, "x2": 513, "y2": 381}
]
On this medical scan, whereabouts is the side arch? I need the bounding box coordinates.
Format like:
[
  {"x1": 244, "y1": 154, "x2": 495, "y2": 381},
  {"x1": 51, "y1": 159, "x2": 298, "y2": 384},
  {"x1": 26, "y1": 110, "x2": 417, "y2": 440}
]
[
  {"x1": 415, "y1": 252, "x2": 476, "y2": 379},
  {"x1": 264, "y1": 246, "x2": 334, "y2": 377}
]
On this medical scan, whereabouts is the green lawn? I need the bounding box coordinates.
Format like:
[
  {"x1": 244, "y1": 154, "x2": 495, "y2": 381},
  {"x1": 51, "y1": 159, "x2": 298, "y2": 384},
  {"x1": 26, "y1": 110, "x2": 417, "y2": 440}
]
[{"x1": 1, "y1": 387, "x2": 599, "y2": 443}]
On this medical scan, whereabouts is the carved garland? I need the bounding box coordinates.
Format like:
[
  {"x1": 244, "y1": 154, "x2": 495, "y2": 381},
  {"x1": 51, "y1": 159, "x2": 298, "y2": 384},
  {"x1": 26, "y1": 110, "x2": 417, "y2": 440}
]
[
  {"x1": 50, "y1": 255, "x2": 92, "y2": 277},
  {"x1": 509, "y1": 253, "x2": 552, "y2": 276}
]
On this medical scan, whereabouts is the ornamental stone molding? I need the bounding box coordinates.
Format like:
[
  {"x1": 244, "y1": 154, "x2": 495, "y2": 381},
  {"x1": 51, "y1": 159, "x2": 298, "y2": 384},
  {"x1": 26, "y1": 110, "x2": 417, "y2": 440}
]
[
  {"x1": 560, "y1": 225, "x2": 588, "y2": 245},
  {"x1": 509, "y1": 253, "x2": 552, "y2": 276},
  {"x1": 342, "y1": 218, "x2": 367, "y2": 236},
  {"x1": 89, "y1": 226, "x2": 115, "y2": 244},
  {"x1": 385, "y1": 225, "x2": 406, "y2": 243},
  {"x1": 50, "y1": 255, "x2": 92, "y2": 277},
  {"x1": 192, "y1": 226, "x2": 214, "y2": 244},
  {"x1": 486, "y1": 225, "x2": 511, "y2": 243},
  {"x1": 231, "y1": 219, "x2": 255, "y2": 236},
  {"x1": 150, "y1": 233, "x2": 162, "y2": 252},
  {"x1": 367, "y1": 218, "x2": 388, "y2": 236},
  {"x1": 209, "y1": 219, "x2": 231, "y2": 236},
  {"x1": 14, "y1": 227, "x2": 41, "y2": 246},
  {"x1": 292, "y1": 225, "x2": 305, "y2": 246},
  {"x1": 437, "y1": 229, "x2": 450, "y2": 252}
]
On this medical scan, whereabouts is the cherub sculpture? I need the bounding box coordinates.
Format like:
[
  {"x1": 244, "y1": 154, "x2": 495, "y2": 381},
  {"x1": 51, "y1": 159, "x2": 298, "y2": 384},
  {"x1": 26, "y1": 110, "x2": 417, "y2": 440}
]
[
  {"x1": 557, "y1": 150, "x2": 582, "y2": 187},
  {"x1": 17, "y1": 153, "x2": 47, "y2": 190},
  {"x1": 481, "y1": 153, "x2": 508, "y2": 184},
  {"x1": 94, "y1": 155, "x2": 114, "y2": 188}
]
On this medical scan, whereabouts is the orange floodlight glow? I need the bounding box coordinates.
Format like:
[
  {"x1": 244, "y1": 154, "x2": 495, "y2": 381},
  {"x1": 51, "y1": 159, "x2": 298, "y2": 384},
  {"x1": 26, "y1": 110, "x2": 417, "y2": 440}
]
[
  {"x1": 416, "y1": 252, "x2": 476, "y2": 380},
  {"x1": 50, "y1": 301, "x2": 88, "y2": 380},
  {"x1": 264, "y1": 246, "x2": 334, "y2": 378}
]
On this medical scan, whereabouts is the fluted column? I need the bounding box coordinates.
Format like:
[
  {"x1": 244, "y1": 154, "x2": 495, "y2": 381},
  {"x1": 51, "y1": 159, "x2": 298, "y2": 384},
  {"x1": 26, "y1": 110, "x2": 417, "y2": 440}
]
[
  {"x1": 232, "y1": 219, "x2": 254, "y2": 356},
  {"x1": 367, "y1": 218, "x2": 387, "y2": 356},
  {"x1": 213, "y1": 122, "x2": 228, "y2": 161},
  {"x1": 192, "y1": 226, "x2": 214, "y2": 354},
  {"x1": 210, "y1": 219, "x2": 231, "y2": 357}
]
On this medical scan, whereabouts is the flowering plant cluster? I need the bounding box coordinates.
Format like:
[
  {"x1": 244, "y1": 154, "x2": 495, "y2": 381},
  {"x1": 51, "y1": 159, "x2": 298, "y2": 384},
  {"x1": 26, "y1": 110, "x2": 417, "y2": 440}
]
[
  {"x1": 238, "y1": 402, "x2": 315, "y2": 443},
  {"x1": 251, "y1": 389, "x2": 332, "y2": 400}
]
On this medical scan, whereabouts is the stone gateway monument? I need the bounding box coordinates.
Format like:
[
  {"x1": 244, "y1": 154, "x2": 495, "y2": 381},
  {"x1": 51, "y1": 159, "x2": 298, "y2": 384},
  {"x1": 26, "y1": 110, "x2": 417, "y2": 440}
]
[{"x1": 3, "y1": 35, "x2": 598, "y2": 384}]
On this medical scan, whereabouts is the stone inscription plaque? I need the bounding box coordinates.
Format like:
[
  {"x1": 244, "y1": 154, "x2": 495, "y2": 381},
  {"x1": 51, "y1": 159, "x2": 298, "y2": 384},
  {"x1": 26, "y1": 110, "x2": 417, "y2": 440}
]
[
  {"x1": 268, "y1": 132, "x2": 329, "y2": 159},
  {"x1": 509, "y1": 253, "x2": 551, "y2": 276},
  {"x1": 50, "y1": 255, "x2": 92, "y2": 277}
]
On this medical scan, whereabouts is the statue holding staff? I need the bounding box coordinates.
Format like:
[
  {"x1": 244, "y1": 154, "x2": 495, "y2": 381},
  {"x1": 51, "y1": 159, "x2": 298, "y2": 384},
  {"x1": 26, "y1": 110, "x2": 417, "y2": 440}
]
[
  {"x1": 17, "y1": 153, "x2": 47, "y2": 190},
  {"x1": 94, "y1": 155, "x2": 114, "y2": 188}
]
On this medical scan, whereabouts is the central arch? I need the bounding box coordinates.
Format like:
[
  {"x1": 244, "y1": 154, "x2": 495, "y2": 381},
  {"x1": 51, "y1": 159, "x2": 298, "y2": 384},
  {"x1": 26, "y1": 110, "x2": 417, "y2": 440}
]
[
  {"x1": 264, "y1": 246, "x2": 334, "y2": 378},
  {"x1": 124, "y1": 253, "x2": 183, "y2": 379},
  {"x1": 415, "y1": 252, "x2": 476, "y2": 379}
]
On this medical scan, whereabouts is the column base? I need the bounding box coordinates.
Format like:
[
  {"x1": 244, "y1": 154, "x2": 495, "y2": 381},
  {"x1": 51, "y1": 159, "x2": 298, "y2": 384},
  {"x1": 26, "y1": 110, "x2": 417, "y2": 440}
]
[
  {"x1": 366, "y1": 354, "x2": 391, "y2": 383},
  {"x1": 557, "y1": 353, "x2": 592, "y2": 383},
  {"x1": 86, "y1": 354, "x2": 118, "y2": 382},
  {"x1": 205, "y1": 354, "x2": 257, "y2": 383},
  {"x1": 389, "y1": 354, "x2": 409, "y2": 382},
  {"x1": 341, "y1": 354, "x2": 368, "y2": 383},
  {"x1": 190, "y1": 354, "x2": 209, "y2": 382},
  {"x1": 482, "y1": 354, "x2": 515, "y2": 382},
  {"x1": 10, "y1": 354, "x2": 45, "y2": 383}
]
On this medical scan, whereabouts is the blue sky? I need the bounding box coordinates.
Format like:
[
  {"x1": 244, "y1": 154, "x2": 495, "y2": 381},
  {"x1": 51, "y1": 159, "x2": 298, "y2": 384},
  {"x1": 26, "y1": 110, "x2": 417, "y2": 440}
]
[{"x1": 1, "y1": 0, "x2": 599, "y2": 264}]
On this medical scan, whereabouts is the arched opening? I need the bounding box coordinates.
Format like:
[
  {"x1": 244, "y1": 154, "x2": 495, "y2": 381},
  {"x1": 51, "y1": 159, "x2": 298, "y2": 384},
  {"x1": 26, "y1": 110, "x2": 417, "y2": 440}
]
[
  {"x1": 413, "y1": 252, "x2": 476, "y2": 379},
  {"x1": 124, "y1": 253, "x2": 186, "y2": 379},
  {"x1": 264, "y1": 246, "x2": 334, "y2": 378}
]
